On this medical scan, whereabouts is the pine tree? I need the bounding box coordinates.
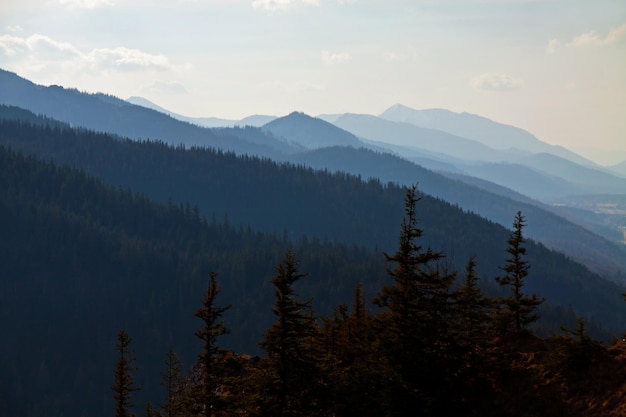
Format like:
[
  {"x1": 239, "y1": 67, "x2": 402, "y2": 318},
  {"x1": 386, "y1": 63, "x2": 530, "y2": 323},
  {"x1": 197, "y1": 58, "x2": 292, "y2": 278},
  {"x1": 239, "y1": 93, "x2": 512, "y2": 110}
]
[
  {"x1": 322, "y1": 282, "x2": 390, "y2": 417},
  {"x1": 374, "y1": 185, "x2": 457, "y2": 415},
  {"x1": 194, "y1": 272, "x2": 231, "y2": 417},
  {"x1": 112, "y1": 329, "x2": 140, "y2": 417},
  {"x1": 495, "y1": 211, "x2": 544, "y2": 333},
  {"x1": 258, "y1": 249, "x2": 322, "y2": 417},
  {"x1": 454, "y1": 257, "x2": 494, "y2": 353},
  {"x1": 160, "y1": 348, "x2": 182, "y2": 417}
]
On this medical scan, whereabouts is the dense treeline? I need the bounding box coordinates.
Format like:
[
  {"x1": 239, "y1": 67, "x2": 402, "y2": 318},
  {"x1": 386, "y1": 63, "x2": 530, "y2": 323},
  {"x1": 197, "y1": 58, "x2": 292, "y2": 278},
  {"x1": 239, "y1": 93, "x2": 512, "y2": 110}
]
[
  {"x1": 0, "y1": 109, "x2": 624, "y2": 334},
  {"x1": 0, "y1": 146, "x2": 388, "y2": 416},
  {"x1": 112, "y1": 188, "x2": 626, "y2": 417},
  {"x1": 2, "y1": 115, "x2": 626, "y2": 415}
]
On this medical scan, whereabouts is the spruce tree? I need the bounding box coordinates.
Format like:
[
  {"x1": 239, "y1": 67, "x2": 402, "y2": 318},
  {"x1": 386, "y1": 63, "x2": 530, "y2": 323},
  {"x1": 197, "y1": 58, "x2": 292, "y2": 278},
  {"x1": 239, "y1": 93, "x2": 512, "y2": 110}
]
[
  {"x1": 258, "y1": 249, "x2": 322, "y2": 417},
  {"x1": 454, "y1": 257, "x2": 494, "y2": 352},
  {"x1": 194, "y1": 272, "x2": 231, "y2": 417},
  {"x1": 322, "y1": 282, "x2": 390, "y2": 417},
  {"x1": 112, "y1": 329, "x2": 140, "y2": 417},
  {"x1": 495, "y1": 211, "x2": 544, "y2": 333},
  {"x1": 374, "y1": 185, "x2": 456, "y2": 415},
  {"x1": 160, "y1": 348, "x2": 182, "y2": 417}
]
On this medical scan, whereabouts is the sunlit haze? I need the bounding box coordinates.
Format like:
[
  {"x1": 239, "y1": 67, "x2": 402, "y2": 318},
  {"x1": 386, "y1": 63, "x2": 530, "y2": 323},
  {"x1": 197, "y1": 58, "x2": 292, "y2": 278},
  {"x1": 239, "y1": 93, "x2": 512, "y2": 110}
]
[{"x1": 1, "y1": 0, "x2": 625, "y2": 164}]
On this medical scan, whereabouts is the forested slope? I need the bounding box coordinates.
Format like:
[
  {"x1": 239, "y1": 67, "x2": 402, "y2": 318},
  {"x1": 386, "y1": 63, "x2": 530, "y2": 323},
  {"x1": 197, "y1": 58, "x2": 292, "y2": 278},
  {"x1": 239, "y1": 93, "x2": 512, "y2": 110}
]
[
  {"x1": 0, "y1": 145, "x2": 394, "y2": 416},
  {"x1": 0, "y1": 113, "x2": 624, "y2": 334},
  {"x1": 2, "y1": 141, "x2": 626, "y2": 415}
]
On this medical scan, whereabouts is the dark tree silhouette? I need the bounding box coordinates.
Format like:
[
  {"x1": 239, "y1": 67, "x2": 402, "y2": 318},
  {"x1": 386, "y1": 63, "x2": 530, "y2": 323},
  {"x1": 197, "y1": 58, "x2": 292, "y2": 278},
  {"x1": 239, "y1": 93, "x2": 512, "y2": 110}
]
[
  {"x1": 495, "y1": 211, "x2": 544, "y2": 333},
  {"x1": 194, "y1": 272, "x2": 231, "y2": 417},
  {"x1": 258, "y1": 249, "x2": 322, "y2": 417},
  {"x1": 112, "y1": 329, "x2": 140, "y2": 417},
  {"x1": 160, "y1": 348, "x2": 182, "y2": 417},
  {"x1": 374, "y1": 185, "x2": 457, "y2": 415}
]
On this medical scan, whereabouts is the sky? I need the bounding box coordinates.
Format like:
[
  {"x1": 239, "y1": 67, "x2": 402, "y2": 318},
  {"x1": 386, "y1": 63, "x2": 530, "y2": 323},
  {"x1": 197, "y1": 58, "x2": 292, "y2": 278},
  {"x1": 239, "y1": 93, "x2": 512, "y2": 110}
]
[{"x1": 1, "y1": 0, "x2": 625, "y2": 165}]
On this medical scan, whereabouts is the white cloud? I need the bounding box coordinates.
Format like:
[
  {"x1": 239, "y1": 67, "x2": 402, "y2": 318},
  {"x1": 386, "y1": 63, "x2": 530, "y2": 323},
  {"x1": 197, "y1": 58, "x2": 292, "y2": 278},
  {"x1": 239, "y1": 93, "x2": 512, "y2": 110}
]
[
  {"x1": 57, "y1": 0, "x2": 115, "y2": 9},
  {"x1": 0, "y1": 33, "x2": 172, "y2": 73},
  {"x1": 546, "y1": 38, "x2": 560, "y2": 55},
  {"x1": 0, "y1": 35, "x2": 27, "y2": 56},
  {"x1": 567, "y1": 23, "x2": 626, "y2": 48},
  {"x1": 6, "y1": 25, "x2": 23, "y2": 33},
  {"x1": 87, "y1": 47, "x2": 170, "y2": 71},
  {"x1": 321, "y1": 50, "x2": 352, "y2": 65},
  {"x1": 470, "y1": 73, "x2": 524, "y2": 92},
  {"x1": 0, "y1": 34, "x2": 82, "y2": 59},
  {"x1": 568, "y1": 31, "x2": 602, "y2": 48},
  {"x1": 605, "y1": 23, "x2": 626, "y2": 44},
  {"x1": 252, "y1": 0, "x2": 319, "y2": 11}
]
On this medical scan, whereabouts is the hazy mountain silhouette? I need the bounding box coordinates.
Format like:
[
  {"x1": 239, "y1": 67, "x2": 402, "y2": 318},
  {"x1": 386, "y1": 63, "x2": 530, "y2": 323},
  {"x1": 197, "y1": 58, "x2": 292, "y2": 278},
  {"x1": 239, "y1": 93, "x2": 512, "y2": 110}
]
[
  {"x1": 606, "y1": 160, "x2": 626, "y2": 178},
  {"x1": 2, "y1": 69, "x2": 623, "y2": 273},
  {"x1": 379, "y1": 103, "x2": 594, "y2": 166},
  {"x1": 332, "y1": 113, "x2": 518, "y2": 162},
  {"x1": 517, "y1": 153, "x2": 626, "y2": 194},
  {"x1": 0, "y1": 68, "x2": 292, "y2": 156},
  {"x1": 126, "y1": 96, "x2": 276, "y2": 128},
  {"x1": 263, "y1": 111, "x2": 363, "y2": 149},
  {"x1": 126, "y1": 95, "x2": 235, "y2": 127},
  {"x1": 327, "y1": 110, "x2": 625, "y2": 201}
]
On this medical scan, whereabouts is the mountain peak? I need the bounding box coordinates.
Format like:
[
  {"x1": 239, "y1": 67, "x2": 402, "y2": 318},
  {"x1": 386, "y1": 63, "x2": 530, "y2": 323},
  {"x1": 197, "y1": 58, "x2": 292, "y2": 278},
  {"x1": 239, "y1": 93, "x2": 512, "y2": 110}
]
[{"x1": 263, "y1": 111, "x2": 362, "y2": 149}]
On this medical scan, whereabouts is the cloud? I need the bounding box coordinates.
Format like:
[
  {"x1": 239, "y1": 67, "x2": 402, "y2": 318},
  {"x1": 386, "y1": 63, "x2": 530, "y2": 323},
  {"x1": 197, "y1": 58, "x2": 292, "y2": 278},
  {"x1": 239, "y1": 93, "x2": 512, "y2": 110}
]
[
  {"x1": 57, "y1": 0, "x2": 115, "y2": 9},
  {"x1": 252, "y1": 0, "x2": 319, "y2": 11},
  {"x1": 321, "y1": 50, "x2": 352, "y2": 65},
  {"x1": 605, "y1": 23, "x2": 626, "y2": 43},
  {"x1": 0, "y1": 34, "x2": 82, "y2": 59},
  {"x1": 6, "y1": 25, "x2": 23, "y2": 33},
  {"x1": 142, "y1": 80, "x2": 188, "y2": 95},
  {"x1": 470, "y1": 73, "x2": 524, "y2": 92},
  {"x1": 0, "y1": 33, "x2": 172, "y2": 73},
  {"x1": 87, "y1": 47, "x2": 171, "y2": 71},
  {"x1": 546, "y1": 38, "x2": 560, "y2": 55},
  {"x1": 567, "y1": 23, "x2": 626, "y2": 48}
]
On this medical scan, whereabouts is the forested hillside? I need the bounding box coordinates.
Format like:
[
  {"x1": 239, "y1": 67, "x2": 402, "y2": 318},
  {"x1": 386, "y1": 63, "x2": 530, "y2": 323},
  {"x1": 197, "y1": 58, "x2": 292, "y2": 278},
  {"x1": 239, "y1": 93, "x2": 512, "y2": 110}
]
[
  {"x1": 2, "y1": 141, "x2": 626, "y2": 415},
  {"x1": 0, "y1": 145, "x2": 390, "y2": 416},
  {"x1": 0, "y1": 112, "x2": 624, "y2": 333},
  {"x1": 3, "y1": 103, "x2": 623, "y2": 282},
  {"x1": 291, "y1": 146, "x2": 626, "y2": 279}
]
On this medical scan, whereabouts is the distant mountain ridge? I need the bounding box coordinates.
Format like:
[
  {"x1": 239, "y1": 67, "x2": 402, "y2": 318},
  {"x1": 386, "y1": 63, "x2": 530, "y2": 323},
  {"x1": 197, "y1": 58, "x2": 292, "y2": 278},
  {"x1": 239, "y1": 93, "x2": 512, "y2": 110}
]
[
  {"x1": 263, "y1": 111, "x2": 363, "y2": 149},
  {"x1": 379, "y1": 103, "x2": 595, "y2": 166},
  {"x1": 324, "y1": 110, "x2": 626, "y2": 200},
  {"x1": 126, "y1": 95, "x2": 276, "y2": 127},
  {"x1": 332, "y1": 112, "x2": 522, "y2": 162},
  {"x1": 1, "y1": 69, "x2": 624, "y2": 276},
  {"x1": 0, "y1": 68, "x2": 292, "y2": 156}
]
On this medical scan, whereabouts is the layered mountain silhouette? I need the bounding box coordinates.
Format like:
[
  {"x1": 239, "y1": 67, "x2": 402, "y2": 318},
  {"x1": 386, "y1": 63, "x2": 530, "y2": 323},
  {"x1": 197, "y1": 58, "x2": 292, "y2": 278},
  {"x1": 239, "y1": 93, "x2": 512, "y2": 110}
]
[
  {"x1": 0, "y1": 69, "x2": 292, "y2": 156},
  {"x1": 1, "y1": 68, "x2": 624, "y2": 279},
  {"x1": 126, "y1": 95, "x2": 276, "y2": 127},
  {"x1": 263, "y1": 111, "x2": 363, "y2": 149},
  {"x1": 379, "y1": 103, "x2": 594, "y2": 165}
]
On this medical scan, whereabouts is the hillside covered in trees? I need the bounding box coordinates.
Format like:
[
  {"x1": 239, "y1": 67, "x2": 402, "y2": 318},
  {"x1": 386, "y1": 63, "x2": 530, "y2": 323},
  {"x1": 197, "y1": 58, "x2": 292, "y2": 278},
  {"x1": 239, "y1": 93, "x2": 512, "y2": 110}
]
[{"x1": 1, "y1": 110, "x2": 626, "y2": 416}]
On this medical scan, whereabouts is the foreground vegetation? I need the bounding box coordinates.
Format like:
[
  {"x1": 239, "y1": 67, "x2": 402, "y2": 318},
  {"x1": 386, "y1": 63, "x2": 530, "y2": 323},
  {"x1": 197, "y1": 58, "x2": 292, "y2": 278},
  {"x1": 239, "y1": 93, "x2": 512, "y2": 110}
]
[{"x1": 114, "y1": 188, "x2": 626, "y2": 417}]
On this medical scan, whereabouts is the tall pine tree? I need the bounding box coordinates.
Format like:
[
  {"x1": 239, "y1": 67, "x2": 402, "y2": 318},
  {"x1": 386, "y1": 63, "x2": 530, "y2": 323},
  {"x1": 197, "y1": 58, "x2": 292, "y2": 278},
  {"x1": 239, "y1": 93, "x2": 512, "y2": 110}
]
[
  {"x1": 160, "y1": 347, "x2": 182, "y2": 417},
  {"x1": 258, "y1": 249, "x2": 322, "y2": 417},
  {"x1": 112, "y1": 329, "x2": 140, "y2": 417},
  {"x1": 194, "y1": 272, "x2": 231, "y2": 417},
  {"x1": 495, "y1": 211, "x2": 544, "y2": 333},
  {"x1": 374, "y1": 185, "x2": 457, "y2": 416}
]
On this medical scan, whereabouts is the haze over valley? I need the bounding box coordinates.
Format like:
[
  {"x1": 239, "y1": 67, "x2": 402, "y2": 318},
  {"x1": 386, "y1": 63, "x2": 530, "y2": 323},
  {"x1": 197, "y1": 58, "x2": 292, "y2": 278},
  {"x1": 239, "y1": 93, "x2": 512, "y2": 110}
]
[{"x1": 1, "y1": 1, "x2": 626, "y2": 415}]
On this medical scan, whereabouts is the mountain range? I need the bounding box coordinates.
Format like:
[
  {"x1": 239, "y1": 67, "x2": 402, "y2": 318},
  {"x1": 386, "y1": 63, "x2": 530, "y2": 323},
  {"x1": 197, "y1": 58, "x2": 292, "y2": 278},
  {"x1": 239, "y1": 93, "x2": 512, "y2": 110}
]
[
  {"x1": 0, "y1": 68, "x2": 624, "y2": 281},
  {"x1": 2, "y1": 67, "x2": 626, "y2": 416},
  {"x1": 126, "y1": 95, "x2": 276, "y2": 128}
]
